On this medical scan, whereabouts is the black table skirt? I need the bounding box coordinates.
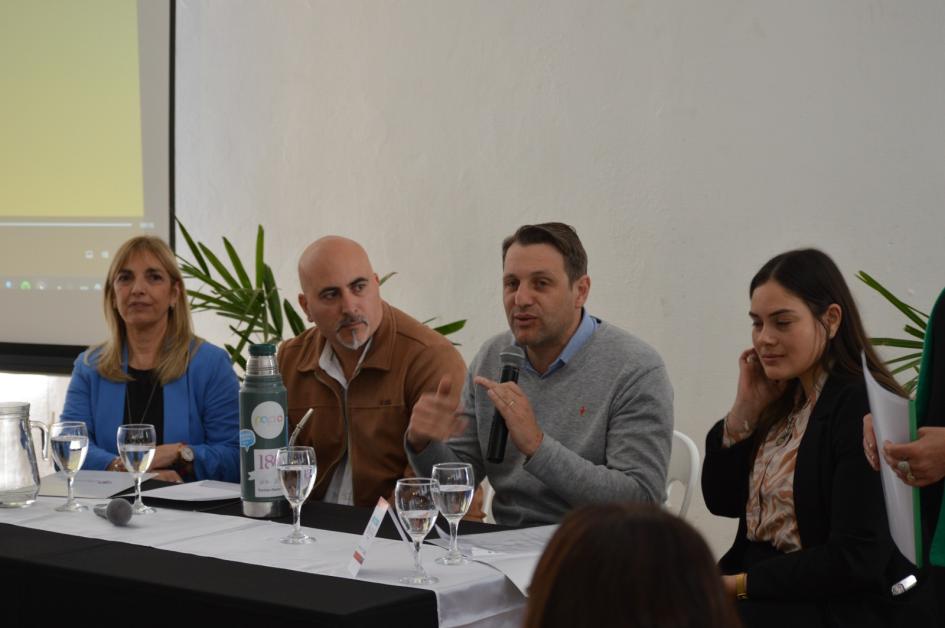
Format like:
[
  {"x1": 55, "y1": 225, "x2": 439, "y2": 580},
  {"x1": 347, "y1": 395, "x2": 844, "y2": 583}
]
[{"x1": 0, "y1": 487, "x2": 506, "y2": 627}]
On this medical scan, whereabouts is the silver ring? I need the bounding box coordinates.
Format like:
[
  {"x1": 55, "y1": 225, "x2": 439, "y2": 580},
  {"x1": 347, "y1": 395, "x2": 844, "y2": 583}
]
[
  {"x1": 507, "y1": 400, "x2": 515, "y2": 408},
  {"x1": 897, "y1": 460, "x2": 911, "y2": 474}
]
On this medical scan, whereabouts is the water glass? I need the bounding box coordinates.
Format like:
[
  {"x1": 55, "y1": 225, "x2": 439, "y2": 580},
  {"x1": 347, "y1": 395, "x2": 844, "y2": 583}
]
[
  {"x1": 432, "y1": 463, "x2": 474, "y2": 565},
  {"x1": 277, "y1": 446, "x2": 317, "y2": 544},
  {"x1": 117, "y1": 423, "x2": 157, "y2": 515},
  {"x1": 50, "y1": 421, "x2": 89, "y2": 512},
  {"x1": 395, "y1": 477, "x2": 439, "y2": 585}
]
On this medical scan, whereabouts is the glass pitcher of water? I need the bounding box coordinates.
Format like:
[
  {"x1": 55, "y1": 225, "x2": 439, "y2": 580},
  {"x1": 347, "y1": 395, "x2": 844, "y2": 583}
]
[{"x1": 0, "y1": 402, "x2": 50, "y2": 507}]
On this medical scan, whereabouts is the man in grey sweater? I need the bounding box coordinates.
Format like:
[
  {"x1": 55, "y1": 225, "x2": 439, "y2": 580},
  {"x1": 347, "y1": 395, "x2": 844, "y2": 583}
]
[{"x1": 406, "y1": 223, "x2": 673, "y2": 526}]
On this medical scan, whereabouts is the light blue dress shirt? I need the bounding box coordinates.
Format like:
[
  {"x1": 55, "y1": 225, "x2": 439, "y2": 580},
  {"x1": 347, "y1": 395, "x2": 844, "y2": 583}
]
[{"x1": 521, "y1": 309, "x2": 599, "y2": 379}]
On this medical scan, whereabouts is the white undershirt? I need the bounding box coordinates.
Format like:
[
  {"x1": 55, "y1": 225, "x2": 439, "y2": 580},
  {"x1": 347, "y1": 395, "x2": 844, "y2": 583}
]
[{"x1": 318, "y1": 338, "x2": 372, "y2": 505}]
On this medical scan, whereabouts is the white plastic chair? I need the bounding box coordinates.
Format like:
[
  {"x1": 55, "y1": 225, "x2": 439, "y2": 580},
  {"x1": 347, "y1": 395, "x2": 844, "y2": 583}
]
[{"x1": 665, "y1": 430, "x2": 700, "y2": 518}]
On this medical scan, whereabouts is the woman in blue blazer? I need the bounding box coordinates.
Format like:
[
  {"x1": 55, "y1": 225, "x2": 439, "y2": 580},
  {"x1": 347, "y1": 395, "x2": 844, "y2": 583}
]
[{"x1": 61, "y1": 236, "x2": 239, "y2": 483}]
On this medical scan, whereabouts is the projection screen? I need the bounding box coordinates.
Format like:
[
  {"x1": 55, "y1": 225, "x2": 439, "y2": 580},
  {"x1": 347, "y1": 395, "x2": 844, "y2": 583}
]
[{"x1": 0, "y1": 0, "x2": 174, "y2": 374}]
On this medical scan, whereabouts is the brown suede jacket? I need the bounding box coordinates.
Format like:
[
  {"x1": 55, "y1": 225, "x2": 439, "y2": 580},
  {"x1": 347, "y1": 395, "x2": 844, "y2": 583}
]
[{"x1": 277, "y1": 302, "x2": 467, "y2": 507}]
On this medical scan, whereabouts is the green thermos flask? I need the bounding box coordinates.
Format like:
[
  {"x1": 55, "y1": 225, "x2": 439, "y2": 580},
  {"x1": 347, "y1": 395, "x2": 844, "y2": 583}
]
[{"x1": 239, "y1": 343, "x2": 289, "y2": 518}]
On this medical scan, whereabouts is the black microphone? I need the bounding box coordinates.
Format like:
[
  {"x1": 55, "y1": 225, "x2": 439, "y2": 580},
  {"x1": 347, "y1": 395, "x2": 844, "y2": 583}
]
[
  {"x1": 93, "y1": 499, "x2": 133, "y2": 526},
  {"x1": 486, "y1": 346, "x2": 526, "y2": 463}
]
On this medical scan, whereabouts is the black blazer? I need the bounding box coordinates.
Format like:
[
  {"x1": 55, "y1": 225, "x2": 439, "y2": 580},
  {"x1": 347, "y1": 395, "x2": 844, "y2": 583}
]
[{"x1": 702, "y1": 373, "x2": 929, "y2": 627}]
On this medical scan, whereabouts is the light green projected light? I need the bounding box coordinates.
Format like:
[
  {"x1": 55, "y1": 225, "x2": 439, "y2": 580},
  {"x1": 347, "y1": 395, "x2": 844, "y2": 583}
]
[{"x1": 0, "y1": 0, "x2": 144, "y2": 218}]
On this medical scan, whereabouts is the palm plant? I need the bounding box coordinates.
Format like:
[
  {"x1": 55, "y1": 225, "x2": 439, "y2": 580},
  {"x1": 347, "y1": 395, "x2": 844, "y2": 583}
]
[
  {"x1": 176, "y1": 219, "x2": 465, "y2": 373},
  {"x1": 856, "y1": 271, "x2": 928, "y2": 394}
]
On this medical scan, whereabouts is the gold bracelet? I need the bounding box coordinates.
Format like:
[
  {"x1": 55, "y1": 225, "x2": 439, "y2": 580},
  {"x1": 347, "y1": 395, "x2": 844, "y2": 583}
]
[{"x1": 735, "y1": 572, "x2": 748, "y2": 600}]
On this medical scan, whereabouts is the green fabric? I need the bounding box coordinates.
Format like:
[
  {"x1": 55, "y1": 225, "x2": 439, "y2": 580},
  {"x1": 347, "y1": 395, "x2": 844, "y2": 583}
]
[
  {"x1": 914, "y1": 288, "x2": 942, "y2": 422},
  {"x1": 916, "y1": 286, "x2": 945, "y2": 566}
]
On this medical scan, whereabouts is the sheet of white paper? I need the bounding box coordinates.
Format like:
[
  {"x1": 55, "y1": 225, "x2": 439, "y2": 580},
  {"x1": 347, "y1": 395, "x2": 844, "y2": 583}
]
[
  {"x1": 428, "y1": 525, "x2": 558, "y2": 595},
  {"x1": 139, "y1": 480, "x2": 241, "y2": 501},
  {"x1": 39, "y1": 470, "x2": 153, "y2": 499},
  {"x1": 452, "y1": 525, "x2": 558, "y2": 555},
  {"x1": 862, "y1": 353, "x2": 917, "y2": 564}
]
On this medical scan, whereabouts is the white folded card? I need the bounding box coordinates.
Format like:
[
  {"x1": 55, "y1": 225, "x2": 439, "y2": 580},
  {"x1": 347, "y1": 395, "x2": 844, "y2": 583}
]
[{"x1": 39, "y1": 470, "x2": 152, "y2": 499}]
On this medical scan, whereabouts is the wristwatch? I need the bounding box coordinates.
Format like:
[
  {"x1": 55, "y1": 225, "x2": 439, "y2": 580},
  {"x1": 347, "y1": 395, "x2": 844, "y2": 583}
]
[
  {"x1": 173, "y1": 443, "x2": 195, "y2": 480},
  {"x1": 178, "y1": 444, "x2": 195, "y2": 463}
]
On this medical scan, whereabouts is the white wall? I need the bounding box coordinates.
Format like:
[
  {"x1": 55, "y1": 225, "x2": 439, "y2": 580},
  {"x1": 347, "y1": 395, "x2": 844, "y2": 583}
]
[{"x1": 172, "y1": 0, "x2": 945, "y2": 555}]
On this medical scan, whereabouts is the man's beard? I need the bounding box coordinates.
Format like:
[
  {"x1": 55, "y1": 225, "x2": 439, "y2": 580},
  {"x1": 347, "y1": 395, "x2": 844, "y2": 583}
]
[{"x1": 336, "y1": 315, "x2": 369, "y2": 350}]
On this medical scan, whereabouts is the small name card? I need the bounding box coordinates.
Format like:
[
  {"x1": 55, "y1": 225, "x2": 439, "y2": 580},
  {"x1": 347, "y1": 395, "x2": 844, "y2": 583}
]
[{"x1": 346, "y1": 497, "x2": 391, "y2": 578}]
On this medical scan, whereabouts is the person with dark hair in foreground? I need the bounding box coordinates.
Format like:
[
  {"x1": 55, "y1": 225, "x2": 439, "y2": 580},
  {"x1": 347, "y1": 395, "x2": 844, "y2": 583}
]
[
  {"x1": 523, "y1": 503, "x2": 740, "y2": 628},
  {"x1": 702, "y1": 248, "x2": 933, "y2": 627}
]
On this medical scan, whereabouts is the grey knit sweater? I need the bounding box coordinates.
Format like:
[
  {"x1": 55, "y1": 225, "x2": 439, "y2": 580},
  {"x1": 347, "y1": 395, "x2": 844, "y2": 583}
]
[{"x1": 407, "y1": 320, "x2": 674, "y2": 526}]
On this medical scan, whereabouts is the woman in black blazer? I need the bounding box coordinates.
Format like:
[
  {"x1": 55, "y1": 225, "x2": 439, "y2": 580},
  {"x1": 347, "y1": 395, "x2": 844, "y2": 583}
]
[{"x1": 702, "y1": 249, "x2": 932, "y2": 627}]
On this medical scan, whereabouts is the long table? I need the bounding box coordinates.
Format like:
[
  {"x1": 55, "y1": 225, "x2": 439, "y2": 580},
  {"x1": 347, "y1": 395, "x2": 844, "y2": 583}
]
[{"x1": 0, "y1": 490, "x2": 521, "y2": 627}]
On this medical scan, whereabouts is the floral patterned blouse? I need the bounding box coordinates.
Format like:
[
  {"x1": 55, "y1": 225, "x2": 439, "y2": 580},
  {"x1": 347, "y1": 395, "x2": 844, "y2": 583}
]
[{"x1": 725, "y1": 373, "x2": 827, "y2": 553}]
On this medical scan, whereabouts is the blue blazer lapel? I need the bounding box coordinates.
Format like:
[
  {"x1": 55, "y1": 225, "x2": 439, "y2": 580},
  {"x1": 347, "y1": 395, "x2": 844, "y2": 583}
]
[
  {"x1": 99, "y1": 376, "x2": 126, "y2": 454},
  {"x1": 98, "y1": 346, "x2": 132, "y2": 454},
  {"x1": 163, "y1": 369, "x2": 190, "y2": 444}
]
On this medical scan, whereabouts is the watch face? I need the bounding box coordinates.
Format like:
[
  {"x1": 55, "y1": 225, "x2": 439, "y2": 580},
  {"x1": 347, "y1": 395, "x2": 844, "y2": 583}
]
[{"x1": 181, "y1": 446, "x2": 195, "y2": 462}]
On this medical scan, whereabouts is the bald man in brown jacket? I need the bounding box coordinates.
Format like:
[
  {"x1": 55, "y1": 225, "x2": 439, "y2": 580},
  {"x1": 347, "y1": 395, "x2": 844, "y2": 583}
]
[{"x1": 278, "y1": 237, "x2": 475, "y2": 511}]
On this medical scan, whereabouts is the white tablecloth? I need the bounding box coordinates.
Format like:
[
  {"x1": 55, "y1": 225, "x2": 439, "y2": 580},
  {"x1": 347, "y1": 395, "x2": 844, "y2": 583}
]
[{"x1": 0, "y1": 497, "x2": 526, "y2": 627}]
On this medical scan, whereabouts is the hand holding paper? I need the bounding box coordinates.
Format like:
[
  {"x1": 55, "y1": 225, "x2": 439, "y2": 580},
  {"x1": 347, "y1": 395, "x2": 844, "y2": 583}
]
[
  {"x1": 861, "y1": 352, "x2": 921, "y2": 566},
  {"x1": 883, "y1": 426, "x2": 945, "y2": 488},
  {"x1": 862, "y1": 414, "x2": 881, "y2": 471}
]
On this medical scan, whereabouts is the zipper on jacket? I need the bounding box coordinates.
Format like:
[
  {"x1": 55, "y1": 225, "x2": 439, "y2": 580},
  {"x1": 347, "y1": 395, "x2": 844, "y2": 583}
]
[
  {"x1": 313, "y1": 364, "x2": 361, "y2": 503},
  {"x1": 312, "y1": 369, "x2": 347, "y2": 490}
]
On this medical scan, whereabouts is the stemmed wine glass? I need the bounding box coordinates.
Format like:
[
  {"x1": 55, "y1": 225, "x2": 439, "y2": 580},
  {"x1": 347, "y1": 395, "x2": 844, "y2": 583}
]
[
  {"x1": 50, "y1": 421, "x2": 89, "y2": 512},
  {"x1": 277, "y1": 446, "x2": 317, "y2": 544},
  {"x1": 394, "y1": 477, "x2": 439, "y2": 585},
  {"x1": 117, "y1": 423, "x2": 157, "y2": 515},
  {"x1": 432, "y1": 463, "x2": 474, "y2": 565}
]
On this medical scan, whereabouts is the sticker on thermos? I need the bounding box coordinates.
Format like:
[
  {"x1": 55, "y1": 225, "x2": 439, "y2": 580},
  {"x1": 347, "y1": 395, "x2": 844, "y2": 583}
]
[
  {"x1": 249, "y1": 447, "x2": 282, "y2": 498},
  {"x1": 251, "y1": 401, "x2": 285, "y2": 438}
]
